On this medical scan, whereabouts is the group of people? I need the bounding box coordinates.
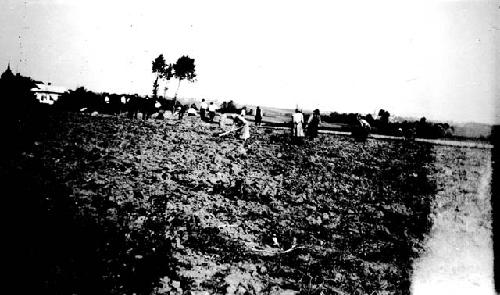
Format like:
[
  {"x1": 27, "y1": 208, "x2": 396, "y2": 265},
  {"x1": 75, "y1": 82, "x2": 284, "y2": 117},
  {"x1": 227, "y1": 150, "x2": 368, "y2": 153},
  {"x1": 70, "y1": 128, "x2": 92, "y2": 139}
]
[
  {"x1": 173, "y1": 99, "x2": 218, "y2": 121},
  {"x1": 291, "y1": 108, "x2": 322, "y2": 139},
  {"x1": 173, "y1": 98, "x2": 251, "y2": 143},
  {"x1": 175, "y1": 99, "x2": 322, "y2": 143},
  {"x1": 199, "y1": 99, "x2": 218, "y2": 122},
  {"x1": 239, "y1": 106, "x2": 262, "y2": 127}
]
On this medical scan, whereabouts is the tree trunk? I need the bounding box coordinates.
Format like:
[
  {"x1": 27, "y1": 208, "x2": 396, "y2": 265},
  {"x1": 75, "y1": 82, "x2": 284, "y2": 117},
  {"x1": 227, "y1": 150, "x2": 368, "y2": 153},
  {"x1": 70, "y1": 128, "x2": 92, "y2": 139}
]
[
  {"x1": 153, "y1": 75, "x2": 159, "y2": 98},
  {"x1": 175, "y1": 79, "x2": 182, "y2": 98}
]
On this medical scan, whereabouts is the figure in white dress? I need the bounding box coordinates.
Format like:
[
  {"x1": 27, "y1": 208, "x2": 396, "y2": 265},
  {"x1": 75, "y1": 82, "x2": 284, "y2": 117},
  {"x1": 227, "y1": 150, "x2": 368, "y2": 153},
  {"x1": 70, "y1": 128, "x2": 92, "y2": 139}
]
[{"x1": 291, "y1": 109, "x2": 305, "y2": 138}]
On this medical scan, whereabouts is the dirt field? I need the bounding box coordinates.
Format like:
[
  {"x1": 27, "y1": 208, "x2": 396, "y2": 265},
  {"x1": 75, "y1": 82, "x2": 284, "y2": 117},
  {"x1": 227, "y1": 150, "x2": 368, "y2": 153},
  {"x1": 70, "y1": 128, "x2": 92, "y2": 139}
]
[
  {"x1": 3, "y1": 113, "x2": 489, "y2": 295},
  {"x1": 412, "y1": 144, "x2": 493, "y2": 294}
]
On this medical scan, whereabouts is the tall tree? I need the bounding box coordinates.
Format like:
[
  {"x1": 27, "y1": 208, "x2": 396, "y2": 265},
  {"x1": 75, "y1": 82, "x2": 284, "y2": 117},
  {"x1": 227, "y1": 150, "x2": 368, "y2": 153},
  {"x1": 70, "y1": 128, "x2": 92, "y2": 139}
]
[
  {"x1": 162, "y1": 63, "x2": 174, "y2": 97},
  {"x1": 152, "y1": 54, "x2": 166, "y2": 78},
  {"x1": 152, "y1": 54, "x2": 165, "y2": 98},
  {"x1": 173, "y1": 55, "x2": 196, "y2": 98},
  {"x1": 152, "y1": 54, "x2": 175, "y2": 98},
  {"x1": 152, "y1": 77, "x2": 159, "y2": 98}
]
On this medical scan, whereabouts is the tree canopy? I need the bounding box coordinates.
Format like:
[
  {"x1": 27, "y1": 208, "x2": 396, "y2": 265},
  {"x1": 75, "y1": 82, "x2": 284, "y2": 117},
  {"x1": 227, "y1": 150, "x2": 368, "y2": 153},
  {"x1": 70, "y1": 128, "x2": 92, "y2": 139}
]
[
  {"x1": 152, "y1": 54, "x2": 166, "y2": 76},
  {"x1": 173, "y1": 55, "x2": 196, "y2": 82},
  {"x1": 152, "y1": 54, "x2": 195, "y2": 98},
  {"x1": 173, "y1": 55, "x2": 196, "y2": 98},
  {"x1": 152, "y1": 54, "x2": 175, "y2": 98}
]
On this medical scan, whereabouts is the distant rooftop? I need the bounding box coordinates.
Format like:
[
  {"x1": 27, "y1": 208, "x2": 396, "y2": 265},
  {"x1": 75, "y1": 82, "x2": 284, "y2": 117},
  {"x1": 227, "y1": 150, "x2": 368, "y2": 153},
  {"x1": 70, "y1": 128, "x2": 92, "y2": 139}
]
[{"x1": 31, "y1": 82, "x2": 67, "y2": 94}]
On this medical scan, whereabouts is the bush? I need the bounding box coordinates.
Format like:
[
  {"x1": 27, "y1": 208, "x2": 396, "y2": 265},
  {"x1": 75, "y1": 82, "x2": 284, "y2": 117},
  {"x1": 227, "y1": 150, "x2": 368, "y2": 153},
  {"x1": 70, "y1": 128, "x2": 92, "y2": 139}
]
[{"x1": 219, "y1": 100, "x2": 238, "y2": 113}]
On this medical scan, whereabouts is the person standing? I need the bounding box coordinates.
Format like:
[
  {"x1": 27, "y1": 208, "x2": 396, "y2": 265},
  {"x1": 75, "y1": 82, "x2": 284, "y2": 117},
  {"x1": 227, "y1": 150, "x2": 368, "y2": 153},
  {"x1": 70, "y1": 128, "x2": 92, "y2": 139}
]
[
  {"x1": 291, "y1": 109, "x2": 305, "y2": 138},
  {"x1": 127, "y1": 96, "x2": 139, "y2": 119},
  {"x1": 143, "y1": 96, "x2": 155, "y2": 120},
  {"x1": 200, "y1": 98, "x2": 208, "y2": 121},
  {"x1": 255, "y1": 106, "x2": 262, "y2": 126},
  {"x1": 208, "y1": 102, "x2": 217, "y2": 122},
  {"x1": 306, "y1": 109, "x2": 321, "y2": 139},
  {"x1": 176, "y1": 104, "x2": 187, "y2": 120}
]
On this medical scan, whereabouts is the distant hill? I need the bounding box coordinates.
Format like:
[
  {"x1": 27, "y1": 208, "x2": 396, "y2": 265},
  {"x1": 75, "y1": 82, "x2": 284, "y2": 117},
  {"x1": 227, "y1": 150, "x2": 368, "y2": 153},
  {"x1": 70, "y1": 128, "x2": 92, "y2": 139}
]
[
  {"x1": 241, "y1": 104, "x2": 311, "y2": 116},
  {"x1": 393, "y1": 115, "x2": 420, "y2": 123},
  {"x1": 451, "y1": 122, "x2": 493, "y2": 140}
]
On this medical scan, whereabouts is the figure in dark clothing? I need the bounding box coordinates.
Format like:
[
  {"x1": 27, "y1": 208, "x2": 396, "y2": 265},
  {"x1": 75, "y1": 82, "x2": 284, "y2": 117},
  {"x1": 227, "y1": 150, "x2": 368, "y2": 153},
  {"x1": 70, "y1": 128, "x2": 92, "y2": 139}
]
[
  {"x1": 172, "y1": 98, "x2": 178, "y2": 114},
  {"x1": 177, "y1": 104, "x2": 187, "y2": 120},
  {"x1": 127, "y1": 96, "x2": 139, "y2": 119},
  {"x1": 255, "y1": 106, "x2": 262, "y2": 126},
  {"x1": 306, "y1": 109, "x2": 321, "y2": 139},
  {"x1": 141, "y1": 96, "x2": 154, "y2": 120},
  {"x1": 200, "y1": 99, "x2": 208, "y2": 121}
]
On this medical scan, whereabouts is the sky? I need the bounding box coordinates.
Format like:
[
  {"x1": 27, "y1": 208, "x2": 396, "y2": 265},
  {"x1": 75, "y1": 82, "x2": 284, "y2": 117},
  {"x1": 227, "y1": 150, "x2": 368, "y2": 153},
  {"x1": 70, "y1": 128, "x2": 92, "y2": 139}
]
[{"x1": 0, "y1": 0, "x2": 498, "y2": 124}]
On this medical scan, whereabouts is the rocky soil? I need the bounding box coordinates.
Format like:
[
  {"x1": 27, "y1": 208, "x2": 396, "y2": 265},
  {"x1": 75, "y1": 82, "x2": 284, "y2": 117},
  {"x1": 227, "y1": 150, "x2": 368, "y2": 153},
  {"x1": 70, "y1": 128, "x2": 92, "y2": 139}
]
[{"x1": 4, "y1": 113, "x2": 439, "y2": 294}]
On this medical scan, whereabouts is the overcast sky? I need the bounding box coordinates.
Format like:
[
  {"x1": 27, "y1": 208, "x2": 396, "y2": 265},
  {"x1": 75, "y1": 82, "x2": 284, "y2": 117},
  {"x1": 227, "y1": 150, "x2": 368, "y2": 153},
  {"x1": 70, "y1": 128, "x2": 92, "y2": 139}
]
[{"x1": 0, "y1": 0, "x2": 497, "y2": 123}]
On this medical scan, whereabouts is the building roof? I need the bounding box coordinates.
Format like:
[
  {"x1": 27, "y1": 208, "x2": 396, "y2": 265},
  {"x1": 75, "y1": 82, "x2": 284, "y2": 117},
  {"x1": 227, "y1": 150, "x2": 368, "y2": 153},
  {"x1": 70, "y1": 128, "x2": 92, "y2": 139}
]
[{"x1": 31, "y1": 82, "x2": 67, "y2": 94}]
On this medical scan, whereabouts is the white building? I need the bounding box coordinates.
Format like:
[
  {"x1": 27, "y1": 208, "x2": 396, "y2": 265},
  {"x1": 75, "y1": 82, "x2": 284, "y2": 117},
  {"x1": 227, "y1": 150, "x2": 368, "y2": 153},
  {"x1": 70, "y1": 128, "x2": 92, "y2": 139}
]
[{"x1": 31, "y1": 82, "x2": 67, "y2": 105}]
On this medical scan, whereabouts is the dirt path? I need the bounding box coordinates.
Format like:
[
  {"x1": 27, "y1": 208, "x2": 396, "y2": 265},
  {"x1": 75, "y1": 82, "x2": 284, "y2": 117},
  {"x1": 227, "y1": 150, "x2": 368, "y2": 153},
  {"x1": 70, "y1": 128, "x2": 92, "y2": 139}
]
[
  {"x1": 258, "y1": 126, "x2": 493, "y2": 149},
  {"x1": 411, "y1": 146, "x2": 494, "y2": 294}
]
